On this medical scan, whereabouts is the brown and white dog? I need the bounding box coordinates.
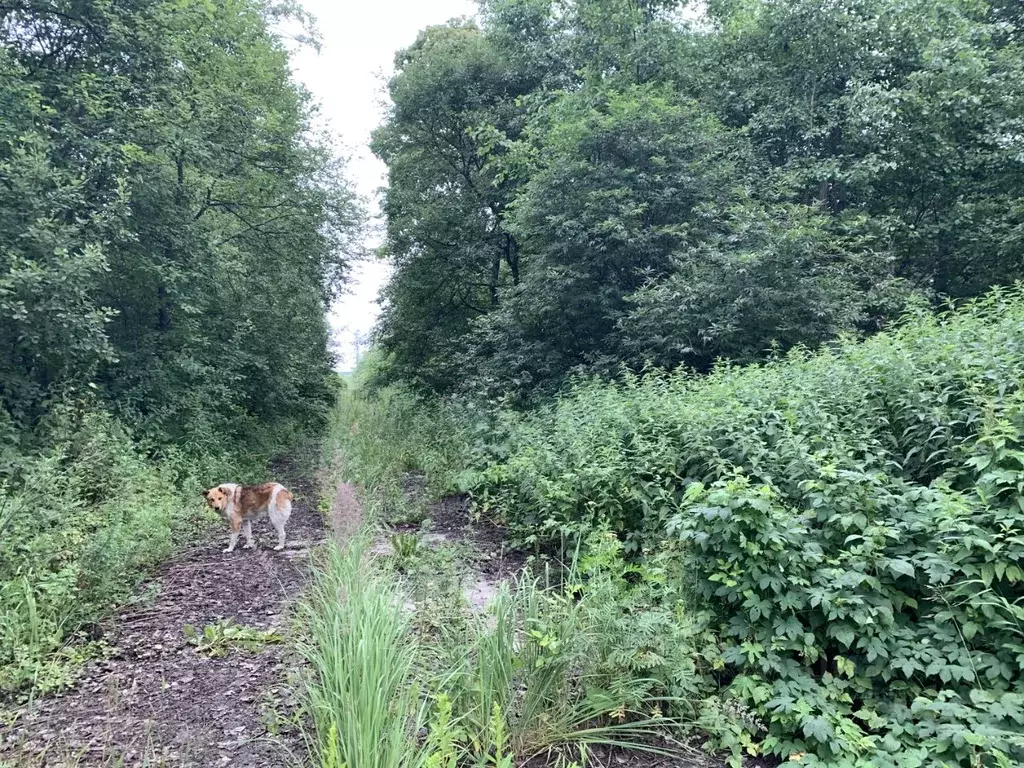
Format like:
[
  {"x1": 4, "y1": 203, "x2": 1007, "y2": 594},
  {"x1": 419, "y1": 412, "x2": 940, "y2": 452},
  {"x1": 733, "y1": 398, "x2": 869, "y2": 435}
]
[{"x1": 202, "y1": 483, "x2": 292, "y2": 553}]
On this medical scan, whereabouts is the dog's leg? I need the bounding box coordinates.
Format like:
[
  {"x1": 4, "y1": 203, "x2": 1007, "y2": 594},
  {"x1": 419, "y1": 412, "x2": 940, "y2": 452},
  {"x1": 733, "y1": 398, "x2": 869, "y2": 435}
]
[
  {"x1": 269, "y1": 494, "x2": 290, "y2": 551},
  {"x1": 225, "y1": 514, "x2": 242, "y2": 553},
  {"x1": 271, "y1": 515, "x2": 287, "y2": 551},
  {"x1": 242, "y1": 519, "x2": 255, "y2": 549}
]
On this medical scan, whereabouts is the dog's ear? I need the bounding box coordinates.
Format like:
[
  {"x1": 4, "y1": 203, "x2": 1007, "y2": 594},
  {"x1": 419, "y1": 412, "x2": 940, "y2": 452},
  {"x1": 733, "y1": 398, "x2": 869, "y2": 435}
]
[{"x1": 201, "y1": 489, "x2": 209, "y2": 499}]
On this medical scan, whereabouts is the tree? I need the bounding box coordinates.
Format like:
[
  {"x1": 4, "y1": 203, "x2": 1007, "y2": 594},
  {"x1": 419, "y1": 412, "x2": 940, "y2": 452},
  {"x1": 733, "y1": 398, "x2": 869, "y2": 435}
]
[
  {"x1": 371, "y1": 19, "x2": 540, "y2": 390},
  {"x1": 0, "y1": 0, "x2": 361, "y2": 443},
  {"x1": 370, "y1": 0, "x2": 1024, "y2": 400}
]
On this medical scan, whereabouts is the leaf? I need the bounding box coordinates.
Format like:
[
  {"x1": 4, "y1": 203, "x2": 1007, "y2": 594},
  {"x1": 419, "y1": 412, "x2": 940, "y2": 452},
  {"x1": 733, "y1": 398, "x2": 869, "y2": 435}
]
[
  {"x1": 802, "y1": 716, "x2": 834, "y2": 744},
  {"x1": 887, "y1": 559, "x2": 916, "y2": 579}
]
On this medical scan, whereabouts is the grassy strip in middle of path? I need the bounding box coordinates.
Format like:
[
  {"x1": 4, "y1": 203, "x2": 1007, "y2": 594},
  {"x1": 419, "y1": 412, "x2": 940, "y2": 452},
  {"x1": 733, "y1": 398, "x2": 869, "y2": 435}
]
[
  {"x1": 297, "y1": 536, "x2": 424, "y2": 768},
  {"x1": 297, "y1": 529, "x2": 693, "y2": 768}
]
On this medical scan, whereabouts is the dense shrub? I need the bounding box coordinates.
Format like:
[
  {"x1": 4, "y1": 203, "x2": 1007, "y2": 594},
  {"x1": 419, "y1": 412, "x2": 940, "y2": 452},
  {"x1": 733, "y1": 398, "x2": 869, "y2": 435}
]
[
  {"x1": 465, "y1": 287, "x2": 1024, "y2": 766},
  {"x1": 0, "y1": 403, "x2": 266, "y2": 694}
]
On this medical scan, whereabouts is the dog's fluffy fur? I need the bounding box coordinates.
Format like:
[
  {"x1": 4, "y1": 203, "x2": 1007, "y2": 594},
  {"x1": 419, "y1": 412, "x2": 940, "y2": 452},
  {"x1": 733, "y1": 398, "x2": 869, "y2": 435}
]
[{"x1": 202, "y1": 482, "x2": 292, "y2": 553}]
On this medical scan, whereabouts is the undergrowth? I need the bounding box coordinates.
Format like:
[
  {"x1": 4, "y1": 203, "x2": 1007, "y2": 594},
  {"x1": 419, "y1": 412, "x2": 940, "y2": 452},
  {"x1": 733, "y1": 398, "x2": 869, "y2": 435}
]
[
  {"x1": 467, "y1": 287, "x2": 1024, "y2": 766},
  {"x1": 323, "y1": 351, "x2": 469, "y2": 521},
  {"x1": 0, "y1": 402, "x2": 288, "y2": 697},
  {"x1": 316, "y1": 286, "x2": 1024, "y2": 766},
  {"x1": 297, "y1": 532, "x2": 695, "y2": 768}
]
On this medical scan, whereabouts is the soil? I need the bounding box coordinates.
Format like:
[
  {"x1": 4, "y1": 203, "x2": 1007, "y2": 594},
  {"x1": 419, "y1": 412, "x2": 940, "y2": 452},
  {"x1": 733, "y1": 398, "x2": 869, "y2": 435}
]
[
  {"x1": 0, "y1": 452, "x2": 345, "y2": 768},
  {"x1": 380, "y1": 474, "x2": 530, "y2": 613},
  {"x1": 0, "y1": 457, "x2": 775, "y2": 768}
]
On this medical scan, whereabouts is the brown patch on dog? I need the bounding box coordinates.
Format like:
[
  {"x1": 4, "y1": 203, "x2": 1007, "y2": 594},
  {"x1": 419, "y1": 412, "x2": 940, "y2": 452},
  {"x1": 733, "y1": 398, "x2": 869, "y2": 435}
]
[{"x1": 234, "y1": 483, "x2": 278, "y2": 518}]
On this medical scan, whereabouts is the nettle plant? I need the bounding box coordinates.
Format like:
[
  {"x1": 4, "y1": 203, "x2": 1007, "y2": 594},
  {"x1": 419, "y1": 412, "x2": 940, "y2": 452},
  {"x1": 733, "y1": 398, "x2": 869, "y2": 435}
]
[{"x1": 471, "y1": 289, "x2": 1024, "y2": 765}]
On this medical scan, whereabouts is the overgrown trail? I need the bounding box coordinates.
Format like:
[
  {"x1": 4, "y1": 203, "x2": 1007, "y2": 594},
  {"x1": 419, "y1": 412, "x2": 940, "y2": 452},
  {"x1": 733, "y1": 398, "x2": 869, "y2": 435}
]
[
  {"x1": 0, "y1": 455, "x2": 326, "y2": 767},
  {"x1": 327, "y1": 480, "x2": 364, "y2": 544}
]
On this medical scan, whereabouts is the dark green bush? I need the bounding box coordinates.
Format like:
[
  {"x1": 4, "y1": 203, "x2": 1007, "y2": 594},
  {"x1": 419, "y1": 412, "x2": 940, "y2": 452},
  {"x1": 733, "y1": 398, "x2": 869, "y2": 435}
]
[{"x1": 468, "y1": 286, "x2": 1024, "y2": 766}]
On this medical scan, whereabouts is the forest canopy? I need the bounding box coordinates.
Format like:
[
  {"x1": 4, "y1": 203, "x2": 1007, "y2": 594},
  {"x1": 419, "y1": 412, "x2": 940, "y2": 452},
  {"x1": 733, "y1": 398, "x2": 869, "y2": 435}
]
[
  {"x1": 372, "y1": 0, "x2": 1024, "y2": 399},
  {"x1": 0, "y1": 0, "x2": 359, "y2": 455}
]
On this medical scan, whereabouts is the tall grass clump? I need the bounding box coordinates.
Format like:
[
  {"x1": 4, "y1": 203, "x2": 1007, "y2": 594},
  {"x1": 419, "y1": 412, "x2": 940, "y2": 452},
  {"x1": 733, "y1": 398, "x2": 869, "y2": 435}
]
[
  {"x1": 466, "y1": 286, "x2": 1024, "y2": 766},
  {"x1": 325, "y1": 350, "x2": 471, "y2": 518},
  {"x1": 297, "y1": 537, "x2": 426, "y2": 768}
]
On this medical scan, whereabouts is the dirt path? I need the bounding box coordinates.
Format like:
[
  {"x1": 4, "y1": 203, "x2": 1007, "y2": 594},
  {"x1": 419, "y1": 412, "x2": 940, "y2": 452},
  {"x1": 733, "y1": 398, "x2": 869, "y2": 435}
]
[
  {"x1": 327, "y1": 480, "x2": 363, "y2": 544},
  {"x1": 0, "y1": 456, "x2": 329, "y2": 768}
]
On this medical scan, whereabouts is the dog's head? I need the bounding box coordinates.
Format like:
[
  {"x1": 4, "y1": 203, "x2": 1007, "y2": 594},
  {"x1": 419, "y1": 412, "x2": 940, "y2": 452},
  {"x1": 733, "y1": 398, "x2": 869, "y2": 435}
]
[{"x1": 202, "y1": 485, "x2": 232, "y2": 512}]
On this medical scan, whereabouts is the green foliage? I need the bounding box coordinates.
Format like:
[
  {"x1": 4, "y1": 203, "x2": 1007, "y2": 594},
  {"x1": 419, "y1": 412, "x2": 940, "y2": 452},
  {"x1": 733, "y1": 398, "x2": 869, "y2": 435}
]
[
  {"x1": 0, "y1": 0, "x2": 357, "y2": 697},
  {"x1": 433, "y1": 575, "x2": 683, "y2": 764},
  {"x1": 297, "y1": 538, "x2": 428, "y2": 768},
  {"x1": 0, "y1": 403, "x2": 247, "y2": 694},
  {"x1": 307, "y1": 393, "x2": 707, "y2": 766},
  {"x1": 0, "y1": 0, "x2": 360, "y2": 438},
  {"x1": 467, "y1": 288, "x2": 1024, "y2": 764},
  {"x1": 388, "y1": 532, "x2": 423, "y2": 571},
  {"x1": 372, "y1": 0, "x2": 1024, "y2": 399},
  {"x1": 324, "y1": 365, "x2": 471, "y2": 518},
  {"x1": 298, "y1": 528, "x2": 694, "y2": 768},
  {"x1": 183, "y1": 618, "x2": 283, "y2": 658},
  {"x1": 371, "y1": 19, "x2": 535, "y2": 391}
]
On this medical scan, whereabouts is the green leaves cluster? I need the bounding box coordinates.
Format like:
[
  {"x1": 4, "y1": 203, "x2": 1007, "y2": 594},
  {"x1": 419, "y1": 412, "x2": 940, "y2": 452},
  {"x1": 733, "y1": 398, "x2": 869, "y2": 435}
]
[
  {"x1": 0, "y1": 0, "x2": 360, "y2": 444},
  {"x1": 372, "y1": 0, "x2": 1024, "y2": 400},
  {"x1": 467, "y1": 288, "x2": 1024, "y2": 764}
]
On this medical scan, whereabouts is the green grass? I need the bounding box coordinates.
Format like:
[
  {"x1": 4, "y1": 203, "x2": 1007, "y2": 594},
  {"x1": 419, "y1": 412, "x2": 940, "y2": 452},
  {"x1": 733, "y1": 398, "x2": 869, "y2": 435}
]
[
  {"x1": 297, "y1": 537, "x2": 427, "y2": 768},
  {"x1": 298, "y1": 523, "x2": 695, "y2": 768},
  {"x1": 322, "y1": 378, "x2": 469, "y2": 522}
]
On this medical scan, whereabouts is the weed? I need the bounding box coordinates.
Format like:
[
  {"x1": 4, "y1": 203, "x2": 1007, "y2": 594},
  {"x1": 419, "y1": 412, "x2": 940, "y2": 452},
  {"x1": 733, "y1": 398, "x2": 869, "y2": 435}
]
[
  {"x1": 298, "y1": 521, "x2": 689, "y2": 768},
  {"x1": 182, "y1": 619, "x2": 283, "y2": 658},
  {"x1": 389, "y1": 531, "x2": 422, "y2": 570},
  {"x1": 432, "y1": 573, "x2": 685, "y2": 764}
]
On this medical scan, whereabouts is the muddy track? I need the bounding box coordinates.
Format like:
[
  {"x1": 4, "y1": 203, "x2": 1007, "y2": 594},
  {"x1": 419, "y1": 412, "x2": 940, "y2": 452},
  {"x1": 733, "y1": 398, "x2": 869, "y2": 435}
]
[{"x1": 0, "y1": 453, "x2": 344, "y2": 768}]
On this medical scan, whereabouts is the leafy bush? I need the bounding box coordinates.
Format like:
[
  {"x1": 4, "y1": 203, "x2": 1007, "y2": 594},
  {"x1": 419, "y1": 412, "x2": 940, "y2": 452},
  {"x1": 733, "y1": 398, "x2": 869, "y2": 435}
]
[
  {"x1": 0, "y1": 403, "x2": 259, "y2": 694},
  {"x1": 467, "y1": 287, "x2": 1024, "y2": 765}
]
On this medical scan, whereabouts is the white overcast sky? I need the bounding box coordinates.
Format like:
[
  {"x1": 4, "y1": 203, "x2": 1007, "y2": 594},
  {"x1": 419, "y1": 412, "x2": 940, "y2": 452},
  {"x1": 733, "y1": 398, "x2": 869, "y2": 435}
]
[{"x1": 288, "y1": 0, "x2": 478, "y2": 370}]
